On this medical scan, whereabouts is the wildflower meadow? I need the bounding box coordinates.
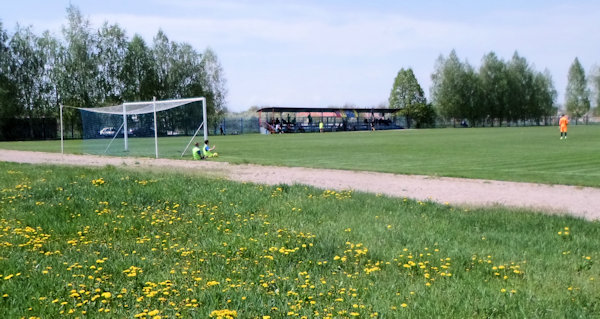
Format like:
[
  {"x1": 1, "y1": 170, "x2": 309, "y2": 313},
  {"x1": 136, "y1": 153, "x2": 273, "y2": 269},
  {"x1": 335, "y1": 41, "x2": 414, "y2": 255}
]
[{"x1": 0, "y1": 161, "x2": 598, "y2": 318}]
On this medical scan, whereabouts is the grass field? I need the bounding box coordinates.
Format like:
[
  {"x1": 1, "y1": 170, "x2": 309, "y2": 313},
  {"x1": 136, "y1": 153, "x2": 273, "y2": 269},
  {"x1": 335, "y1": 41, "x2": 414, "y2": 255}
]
[
  {"x1": 0, "y1": 162, "x2": 598, "y2": 318},
  {"x1": 2, "y1": 126, "x2": 600, "y2": 187}
]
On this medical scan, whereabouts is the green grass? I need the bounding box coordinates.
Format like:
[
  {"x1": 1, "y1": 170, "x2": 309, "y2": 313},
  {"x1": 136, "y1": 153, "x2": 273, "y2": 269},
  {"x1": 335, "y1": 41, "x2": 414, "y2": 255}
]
[
  {"x1": 0, "y1": 162, "x2": 598, "y2": 318},
  {"x1": 2, "y1": 126, "x2": 600, "y2": 187}
]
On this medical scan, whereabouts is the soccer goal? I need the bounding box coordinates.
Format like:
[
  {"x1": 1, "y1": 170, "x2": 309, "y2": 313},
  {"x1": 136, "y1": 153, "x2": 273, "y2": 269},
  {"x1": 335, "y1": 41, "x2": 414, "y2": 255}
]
[{"x1": 61, "y1": 97, "x2": 207, "y2": 159}]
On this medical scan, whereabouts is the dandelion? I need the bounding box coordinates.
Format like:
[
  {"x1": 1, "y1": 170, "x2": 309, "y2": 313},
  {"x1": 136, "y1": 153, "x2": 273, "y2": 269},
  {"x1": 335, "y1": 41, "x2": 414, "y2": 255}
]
[
  {"x1": 209, "y1": 309, "x2": 237, "y2": 318},
  {"x1": 91, "y1": 178, "x2": 105, "y2": 186}
]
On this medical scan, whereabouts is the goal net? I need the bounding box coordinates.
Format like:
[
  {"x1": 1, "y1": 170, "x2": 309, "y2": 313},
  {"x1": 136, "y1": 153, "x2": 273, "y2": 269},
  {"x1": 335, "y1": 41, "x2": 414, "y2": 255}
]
[{"x1": 74, "y1": 97, "x2": 206, "y2": 158}]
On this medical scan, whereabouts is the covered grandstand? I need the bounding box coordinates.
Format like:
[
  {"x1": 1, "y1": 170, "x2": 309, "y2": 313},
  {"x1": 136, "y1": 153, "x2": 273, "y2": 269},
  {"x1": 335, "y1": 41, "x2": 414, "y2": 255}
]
[{"x1": 257, "y1": 107, "x2": 404, "y2": 134}]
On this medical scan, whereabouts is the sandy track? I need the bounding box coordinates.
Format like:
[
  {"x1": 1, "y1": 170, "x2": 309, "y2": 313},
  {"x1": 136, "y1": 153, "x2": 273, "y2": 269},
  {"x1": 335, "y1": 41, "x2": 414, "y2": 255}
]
[{"x1": 1, "y1": 149, "x2": 599, "y2": 221}]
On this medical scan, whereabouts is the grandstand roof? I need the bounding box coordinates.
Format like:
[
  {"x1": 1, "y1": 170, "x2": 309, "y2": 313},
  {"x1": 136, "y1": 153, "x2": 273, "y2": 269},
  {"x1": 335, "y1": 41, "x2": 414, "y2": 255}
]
[{"x1": 256, "y1": 107, "x2": 401, "y2": 114}]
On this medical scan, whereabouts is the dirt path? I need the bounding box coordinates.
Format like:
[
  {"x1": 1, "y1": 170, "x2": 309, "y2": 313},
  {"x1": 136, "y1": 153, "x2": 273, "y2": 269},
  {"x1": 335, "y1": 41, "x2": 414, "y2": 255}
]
[{"x1": 1, "y1": 149, "x2": 599, "y2": 221}]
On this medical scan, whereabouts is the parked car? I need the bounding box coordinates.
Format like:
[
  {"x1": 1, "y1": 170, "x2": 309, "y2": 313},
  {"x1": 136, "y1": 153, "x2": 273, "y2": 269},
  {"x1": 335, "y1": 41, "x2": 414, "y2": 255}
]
[
  {"x1": 98, "y1": 127, "x2": 117, "y2": 137},
  {"x1": 129, "y1": 127, "x2": 155, "y2": 137}
]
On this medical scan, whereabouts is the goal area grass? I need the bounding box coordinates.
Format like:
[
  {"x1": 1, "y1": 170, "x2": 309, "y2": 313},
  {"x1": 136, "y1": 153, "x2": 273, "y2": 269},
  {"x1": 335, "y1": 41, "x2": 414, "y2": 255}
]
[{"x1": 1, "y1": 125, "x2": 600, "y2": 187}]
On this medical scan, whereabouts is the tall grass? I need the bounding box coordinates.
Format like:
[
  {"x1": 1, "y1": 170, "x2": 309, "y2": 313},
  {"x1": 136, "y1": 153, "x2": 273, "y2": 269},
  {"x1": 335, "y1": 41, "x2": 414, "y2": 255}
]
[
  {"x1": 0, "y1": 162, "x2": 598, "y2": 318},
  {"x1": 2, "y1": 126, "x2": 600, "y2": 187}
]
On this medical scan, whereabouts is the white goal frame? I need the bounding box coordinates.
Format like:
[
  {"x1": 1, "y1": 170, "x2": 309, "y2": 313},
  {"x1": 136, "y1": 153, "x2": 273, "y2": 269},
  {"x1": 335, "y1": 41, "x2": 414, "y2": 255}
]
[{"x1": 61, "y1": 97, "x2": 207, "y2": 159}]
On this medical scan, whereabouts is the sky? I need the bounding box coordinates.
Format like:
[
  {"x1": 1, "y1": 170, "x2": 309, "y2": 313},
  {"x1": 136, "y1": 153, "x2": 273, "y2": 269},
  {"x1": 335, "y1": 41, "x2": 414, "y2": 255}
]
[{"x1": 1, "y1": 0, "x2": 599, "y2": 112}]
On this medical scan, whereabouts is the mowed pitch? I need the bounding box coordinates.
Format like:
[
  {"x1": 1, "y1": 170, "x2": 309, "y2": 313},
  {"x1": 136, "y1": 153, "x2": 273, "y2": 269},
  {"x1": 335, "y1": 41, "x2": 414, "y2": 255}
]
[{"x1": 1, "y1": 126, "x2": 599, "y2": 187}]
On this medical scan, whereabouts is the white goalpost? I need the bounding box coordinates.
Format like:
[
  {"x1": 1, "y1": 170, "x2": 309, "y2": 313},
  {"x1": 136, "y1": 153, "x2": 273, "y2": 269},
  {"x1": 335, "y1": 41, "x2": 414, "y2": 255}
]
[{"x1": 62, "y1": 97, "x2": 207, "y2": 159}]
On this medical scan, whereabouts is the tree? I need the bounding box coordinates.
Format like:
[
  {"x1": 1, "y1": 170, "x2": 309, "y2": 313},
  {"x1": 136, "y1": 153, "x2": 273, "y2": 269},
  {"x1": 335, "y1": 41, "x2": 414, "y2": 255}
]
[
  {"x1": 388, "y1": 68, "x2": 427, "y2": 128},
  {"x1": 60, "y1": 5, "x2": 99, "y2": 137},
  {"x1": 96, "y1": 22, "x2": 128, "y2": 104},
  {"x1": 590, "y1": 65, "x2": 600, "y2": 114},
  {"x1": 460, "y1": 64, "x2": 482, "y2": 126},
  {"x1": 8, "y1": 25, "x2": 50, "y2": 138},
  {"x1": 531, "y1": 70, "x2": 557, "y2": 124},
  {"x1": 431, "y1": 50, "x2": 482, "y2": 126},
  {"x1": 0, "y1": 22, "x2": 20, "y2": 140},
  {"x1": 1, "y1": 6, "x2": 230, "y2": 138},
  {"x1": 506, "y1": 52, "x2": 533, "y2": 124},
  {"x1": 200, "y1": 47, "x2": 228, "y2": 116},
  {"x1": 431, "y1": 50, "x2": 464, "y2": 124},
  {"x1": 565, "y1": 57, "x2": 590, "y2": 123},
  {"x1": 479, "y1": 52, "x2": 509, "y2": 126},
  {"x1": 409, "y1": 103, "x2": 436, "y2": 128},
  {"x1": 0, "y1": 22, "x2": 9, "y2": 75},
  {"x1": 61, "y1": 5, "x2": 99, "y2": 107},
  {"x1": 121, "y1": 34, "x2": 157, "y2": 101},
  {"x1": 165, "y1": 42, "x2": 204, "y2": 133},
  {"x1": 170, "y1": 42, "x2": 199, "y2": 98},
  {"x1": 38, "y1": 30, "x2": 64, "y2": 118},
  {"x1": 152, "y1": 29, "x2": 172, "y2": 99}
]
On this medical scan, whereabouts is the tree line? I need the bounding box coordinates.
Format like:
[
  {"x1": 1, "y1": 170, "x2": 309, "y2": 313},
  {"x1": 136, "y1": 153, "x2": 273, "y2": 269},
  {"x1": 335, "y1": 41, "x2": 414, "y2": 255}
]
[
  {"x1": 390, "y1": 50, "x2": 598, "y2": 128},
  {"x1": 0, "y1": 5, "x2": 226, "y2": 140}
]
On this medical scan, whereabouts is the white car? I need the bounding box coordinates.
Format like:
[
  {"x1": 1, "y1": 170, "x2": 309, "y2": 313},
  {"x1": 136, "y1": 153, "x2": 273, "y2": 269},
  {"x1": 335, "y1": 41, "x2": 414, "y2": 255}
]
[{"x1": 99, "y1": 127, "x2": 117, "y2": 137}]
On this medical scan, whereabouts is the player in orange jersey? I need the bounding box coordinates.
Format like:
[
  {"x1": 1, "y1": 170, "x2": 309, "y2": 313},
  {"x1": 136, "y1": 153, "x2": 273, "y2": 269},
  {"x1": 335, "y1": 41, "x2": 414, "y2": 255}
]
[{"x1": 559, "y1": 114, "x2": 569, "y2": 139}]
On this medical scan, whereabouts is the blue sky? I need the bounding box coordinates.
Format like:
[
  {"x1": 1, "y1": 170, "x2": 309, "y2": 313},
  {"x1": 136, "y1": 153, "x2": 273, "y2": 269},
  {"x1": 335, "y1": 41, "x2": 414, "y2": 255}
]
[{"x1": 1, "y1": 0, "x2": 599, "y2": 112}]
